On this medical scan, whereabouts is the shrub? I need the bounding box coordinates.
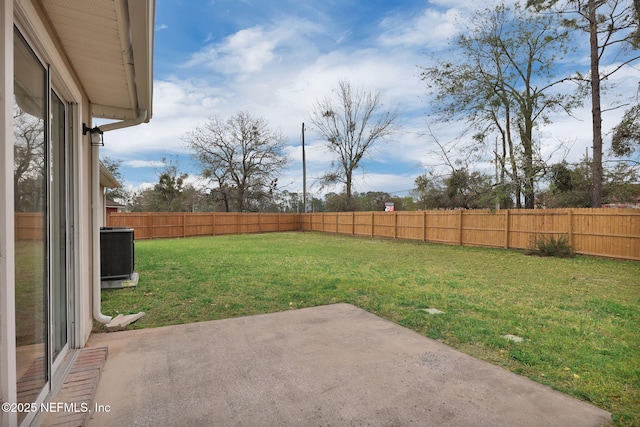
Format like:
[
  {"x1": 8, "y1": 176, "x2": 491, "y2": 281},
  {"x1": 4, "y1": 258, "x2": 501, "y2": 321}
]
[{"x1": 528, "y1": 234, "x2": 575, "y2": 258}]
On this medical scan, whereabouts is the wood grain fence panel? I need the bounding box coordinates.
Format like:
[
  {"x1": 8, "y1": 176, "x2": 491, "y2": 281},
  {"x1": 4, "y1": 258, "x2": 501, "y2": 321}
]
[
  {"x1": 238, "y1": 213, "x2": 259, "y2": 234},
  {"x1": 461, "y1": 210, "x2": 505, "y2": 248},
  {"x1": 372, "y1": 212, "x2": 395, "y2": 238},
  {"x1": 307, "y1": 213, "x2": 323, "y2": 231},
  {"x1": 353, "y1": 212, "x2": 372, "y2": 236},
  {"x1": 336, "y1": 212, "x2": 354, "y2": 234},
  {"x1": 14, "y1": 213, "x2": 45, "y2": 241},
  {"x1": 571, "y1": 209, "x2": 640, "y2": 260},
  {"x1": 184, "y1": 213, "x2": 213, "y2": 237},
  {"x1": 305, "y1": 213, "x2": 314, "y2": 231},
  {"x1": 424, "y1": 211, "x2": 458, "y2": 245},
  {"x1": 108, "y1": 212, "x2": 149, "y2": 239},
  {"x1": 508, "y1": 211, "x2": 540, "y2": 249},
  {"x1": 396, "y1": 211, "x2": 424, "y2": 240},
  {"x1": 293, "y1": 213, "x2": 303, "y2": 230},
  {"x1": 260, "y1": 213, "x2": 278, "y2": 232},
  {"x1": 153, "y1": 213, "x2": 184, "y2": 239},
  {"x1": 323, "y1": 213, "x2": 338, "y2": 233},
  {"x1": 216, "y1": 213, "x2": 241, "y2": 235},
  {"x1": 299, "y1": 214, "x2": 310, "y2": 230},
  {"x1": 508, "y1": 210, "x2": 569, "y2": 249}
]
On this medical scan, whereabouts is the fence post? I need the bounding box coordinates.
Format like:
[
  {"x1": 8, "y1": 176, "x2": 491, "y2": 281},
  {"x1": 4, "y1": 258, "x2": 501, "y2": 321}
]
[
  {"x1": 211, "y1": 213, "x2": 215, "y2": 236},
  {"x1": 567, "y1": 210, "x2": 573, "y2": 247},
  {"x1": 458, "y1": 210, "x2": 463, "y2": 245},
  {"x1": 371, "y1": 212, "x2": 375, "y2": 237},
  {"x1": 183, "y1": 213, "x2": 186, "y2": 238},
  {"x1": 504, "y1": 210, "x2": 510, "y2": 248},
  {"x1": 423, "y1": 211, "x2": 427, "y2": 241},
  {"x1": 352, "y1": 212, "x2": 355, "y2": 235},
  {"x1": 394, "y1": 212, "x2": 398, "y2": 239}
]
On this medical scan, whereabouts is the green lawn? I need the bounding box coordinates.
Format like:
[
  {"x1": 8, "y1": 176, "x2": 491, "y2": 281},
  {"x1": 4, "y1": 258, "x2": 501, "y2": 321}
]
[{"x1": 99, "y1": 232, "x2": 640, "y2": 425}]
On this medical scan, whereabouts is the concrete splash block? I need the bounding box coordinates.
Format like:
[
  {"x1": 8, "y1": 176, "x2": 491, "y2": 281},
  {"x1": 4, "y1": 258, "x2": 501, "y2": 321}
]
[
  {"x1": 421, "y1": 308, "x2": 445, "y2": 315},
  {"x1": 105, "y1": 312, "x2": 145, "y2": 331},
  {"x1": 501, "y1": 334, "x2": 524, "y2": 343}
]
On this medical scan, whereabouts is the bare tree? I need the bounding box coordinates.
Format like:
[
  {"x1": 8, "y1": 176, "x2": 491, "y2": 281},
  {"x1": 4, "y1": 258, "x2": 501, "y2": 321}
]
[
  {"x1": 184, "y1": 111, "x2": 289, "y2": 212},
  {"x1": 13, "y1": 106, "x2": 45, "y2": 212},
  {"x1": 309, "y1": 80, "x2": 398, "y2": 211}
]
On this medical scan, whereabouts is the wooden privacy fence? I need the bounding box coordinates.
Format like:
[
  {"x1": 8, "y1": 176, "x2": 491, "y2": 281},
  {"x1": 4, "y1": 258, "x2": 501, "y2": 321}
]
[
  {"x1": 300, "y1": 209, "x2": 640, "y2": 261},
  {"x1": 108, "y1": 212, "x2": 301, "y2": 240},
  {"x1": 104, "y1": 209, "x2": 640, "y2": 261},
  {"x1": 14, "y1": 213, "x2": 45, "y2": 241}
]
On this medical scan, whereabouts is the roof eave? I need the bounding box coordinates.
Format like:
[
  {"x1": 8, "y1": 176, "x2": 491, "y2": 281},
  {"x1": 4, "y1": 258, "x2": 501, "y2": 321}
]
[
  {"x1": 92, "y1": 0, "x2": 154, "y2": 123},
  {"x1": 99, "y1": 162, "x2": 121, "y2": 189}
]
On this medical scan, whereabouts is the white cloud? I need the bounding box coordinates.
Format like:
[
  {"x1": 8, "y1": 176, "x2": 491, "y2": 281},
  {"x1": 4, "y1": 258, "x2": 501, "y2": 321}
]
[
  {"x1": 123, "y1": 160, "x2": 165, "y2": 168},
  {"x1": 377, "y1": 8, "x2": 461, "y2": 49},
  {"x1": 186, "y1": 26, "x2": 277, "y2": 74},
  {"x1": 102, "y1": 79, "x2": 228, "y2": 156},
  {"x1": 183, "y1": 17, "x2": 325, "y2": 78},
  {"x1": 354, "y1": 172, "x2": 418, "y2": 196}
]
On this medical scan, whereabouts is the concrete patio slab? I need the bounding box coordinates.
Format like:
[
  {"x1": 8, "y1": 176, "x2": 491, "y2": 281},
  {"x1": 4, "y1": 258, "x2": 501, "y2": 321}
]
[{"x1": 86, "y1": 303, "x2": 611, "y2": 426}]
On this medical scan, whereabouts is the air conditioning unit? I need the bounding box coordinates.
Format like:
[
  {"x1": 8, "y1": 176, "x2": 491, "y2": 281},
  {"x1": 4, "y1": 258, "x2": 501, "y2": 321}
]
[{"x1": 100, "y1": 227, "x2": 134, "y2": 280}]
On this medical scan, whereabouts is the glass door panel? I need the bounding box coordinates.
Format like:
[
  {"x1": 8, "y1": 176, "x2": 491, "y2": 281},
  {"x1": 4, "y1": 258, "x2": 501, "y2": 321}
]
[
  {"x1": 51, "y1": 91, "x2": 68, "y2": 362},
  {"x1": 13, "y1": 29, "x2": 48, "y2": 423}
]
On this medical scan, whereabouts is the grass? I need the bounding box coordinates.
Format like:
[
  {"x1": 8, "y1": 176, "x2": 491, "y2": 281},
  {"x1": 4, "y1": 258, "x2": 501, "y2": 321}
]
[
  {"x1": 98, "y1": 232, "x2": 640, "y2": 425},
  {"x1": 15, "y1": 241, "x2": 46, "y2": 346}
]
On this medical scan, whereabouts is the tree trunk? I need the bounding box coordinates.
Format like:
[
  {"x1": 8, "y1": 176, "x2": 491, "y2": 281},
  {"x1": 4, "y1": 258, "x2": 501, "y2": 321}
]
[
  {"x1": 505, "y1": 109, "x2": 522, "y2": 208},
  {"x1": 345, "y1": 171, "x2": 353, "y2": 212},
  {"x1": 223, "y1": 193, "x2": 230, "y2": 212},
  {"x1": 521, "y1": 131, "x2": 535, "y2": 209},
  {"x1": 589, "y1": 0, "x2": 603, "y2": 207}
]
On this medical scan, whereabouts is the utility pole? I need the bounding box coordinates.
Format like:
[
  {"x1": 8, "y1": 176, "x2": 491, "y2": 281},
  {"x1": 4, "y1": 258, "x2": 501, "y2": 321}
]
[{"x1": 302, "y1": 123, "x2": 307, "y2": 213}]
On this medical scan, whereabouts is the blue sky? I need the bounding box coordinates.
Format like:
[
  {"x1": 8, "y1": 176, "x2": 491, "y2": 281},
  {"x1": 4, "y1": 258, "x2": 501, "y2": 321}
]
[{"x1": 100, "y1": 0, "x2": 639, "y2": 199}]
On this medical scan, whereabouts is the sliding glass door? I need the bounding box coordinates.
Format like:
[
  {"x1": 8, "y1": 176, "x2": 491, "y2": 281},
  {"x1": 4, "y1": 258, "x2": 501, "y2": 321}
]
[
  {"x1": 51, "y1": 91, "x2": 69, "y2": 366},
  {"x1": 13, "y1": 27, "x2": 72, "y2": 424},
  {"x1": 13, "y1": 28, "x2": 48, "y2": 424}
]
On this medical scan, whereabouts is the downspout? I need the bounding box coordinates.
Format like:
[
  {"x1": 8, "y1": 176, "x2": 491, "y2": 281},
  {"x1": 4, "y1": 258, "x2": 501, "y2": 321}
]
[
  {"x1": 92, "y1": 140, "x2": 111, "y2": 324},
  {"x1": 91, "y1": 110, "x2": 148, "y2": 324}
]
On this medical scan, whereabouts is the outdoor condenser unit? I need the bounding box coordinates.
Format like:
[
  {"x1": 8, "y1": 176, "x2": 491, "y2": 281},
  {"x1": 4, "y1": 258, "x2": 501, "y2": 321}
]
[{"x1": 100, "y1": 227, "x2": 135, "y2": 280}]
